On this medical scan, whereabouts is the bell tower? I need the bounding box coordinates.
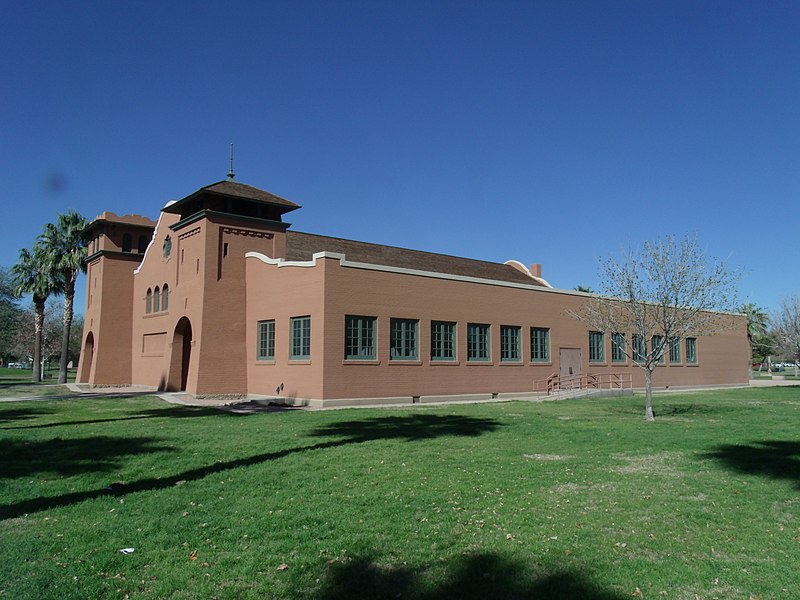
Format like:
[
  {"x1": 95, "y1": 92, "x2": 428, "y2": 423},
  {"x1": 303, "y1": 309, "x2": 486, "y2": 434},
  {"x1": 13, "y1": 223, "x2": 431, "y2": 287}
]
[{"x1": 77, "y1": 213, "x2": 156, "y2": 384}]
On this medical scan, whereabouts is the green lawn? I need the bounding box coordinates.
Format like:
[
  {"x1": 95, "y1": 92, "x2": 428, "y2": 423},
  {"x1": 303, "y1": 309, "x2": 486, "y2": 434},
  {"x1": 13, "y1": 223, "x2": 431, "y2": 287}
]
[
  {"x1": 1, "y1": 388, "x2": 799, "y2": 599},
  {"x1": 0, "y1": 367, "x2": 76, "y2": 398}
]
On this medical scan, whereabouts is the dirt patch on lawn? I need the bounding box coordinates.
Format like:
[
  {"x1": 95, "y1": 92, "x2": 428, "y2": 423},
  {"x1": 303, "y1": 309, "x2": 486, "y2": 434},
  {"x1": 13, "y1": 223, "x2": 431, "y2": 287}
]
[{"x1": 610, "y1": 451, "x2": 685, "y2": 477}]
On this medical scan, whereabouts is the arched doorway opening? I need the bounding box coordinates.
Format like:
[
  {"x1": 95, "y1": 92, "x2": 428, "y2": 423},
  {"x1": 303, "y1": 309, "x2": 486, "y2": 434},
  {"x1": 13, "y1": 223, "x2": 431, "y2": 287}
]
[
  {"x1": 168, "y1": 317, "x2": 193, "y2": 391},
  {"x1": 78, "y1": 332, "x2": 94, "y2": 383}
]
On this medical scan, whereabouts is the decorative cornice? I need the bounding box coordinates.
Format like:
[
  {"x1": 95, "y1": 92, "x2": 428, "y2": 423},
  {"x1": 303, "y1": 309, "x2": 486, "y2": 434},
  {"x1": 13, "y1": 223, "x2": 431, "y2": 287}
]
[{"x1": 245, "y1": 251, "x2": 581, "y2": 297}]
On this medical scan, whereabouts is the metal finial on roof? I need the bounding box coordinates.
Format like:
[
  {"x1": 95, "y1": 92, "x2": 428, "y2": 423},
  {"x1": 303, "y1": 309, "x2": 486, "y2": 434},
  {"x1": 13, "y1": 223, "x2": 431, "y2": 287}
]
[{"x1": 227, "y1": 143, "x2": 235, "y2": 181}]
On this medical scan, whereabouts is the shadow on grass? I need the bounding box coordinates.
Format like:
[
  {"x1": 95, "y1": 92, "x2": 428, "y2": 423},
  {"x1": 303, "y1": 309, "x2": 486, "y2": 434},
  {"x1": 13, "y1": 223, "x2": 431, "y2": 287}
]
[
  {"x1": 0, "y1": 414, "x2": 499, "y2": 519},
  {"x1": 308, "y1": 413, "x2": 501, "y2": 442},
  {"x1": 605, "y1": 402, "x2": 723, "y2": 417},
  {"x1": 317, "y1": 552, "x2": 626, "y2": 600},
  {"x1": 703, "y1": 440, "x2": 800, "y2": 489},
  {"x1": 0, "y1": 436, "x2": 174, "y2": 480},
  {"x1": 0, "y1": 406, "x2": 54, "y2": 424},
  {"x1": 1, "y1": 406, "x2": 225, "y2": 430}
]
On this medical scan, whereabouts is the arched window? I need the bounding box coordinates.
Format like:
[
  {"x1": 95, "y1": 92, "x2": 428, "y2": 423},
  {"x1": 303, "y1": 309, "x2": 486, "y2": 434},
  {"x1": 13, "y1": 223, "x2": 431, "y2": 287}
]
[
  {"x1": 161, "y1": 284, "x2": 169, "y2": 311},
  {"x1": 138, "y1": 235, "x2": 149, "y2": 254},
  {"x1": 122, "y1": 233, "x2": 132, "y2": 253},
  {"x1": 153, "y1": 286, "x2": 160, "y2": 312},
  {"x1": 146, "y1": 288, "x2": 152, "y2": 314}
]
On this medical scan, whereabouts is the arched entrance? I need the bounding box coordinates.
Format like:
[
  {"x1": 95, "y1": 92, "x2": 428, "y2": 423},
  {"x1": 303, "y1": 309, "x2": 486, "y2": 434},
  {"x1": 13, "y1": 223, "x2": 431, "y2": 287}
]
[
  {"x1": 78, "y1": 332, "x2": 94, "y2": 383},
  {"x1": 168, "y1": 317, "x2": 193, "y2": 391}
]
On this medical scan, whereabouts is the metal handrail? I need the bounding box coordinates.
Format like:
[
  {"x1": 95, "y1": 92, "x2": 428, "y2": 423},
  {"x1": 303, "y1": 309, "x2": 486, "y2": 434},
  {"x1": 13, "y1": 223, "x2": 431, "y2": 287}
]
[{"x1": 534, "y1": 372, "x2": 633, "y2": 395}]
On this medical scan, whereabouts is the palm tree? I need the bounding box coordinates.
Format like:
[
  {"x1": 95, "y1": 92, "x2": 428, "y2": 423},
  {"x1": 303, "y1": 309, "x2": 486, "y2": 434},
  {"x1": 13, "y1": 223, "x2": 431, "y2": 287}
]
[
  {"x1": 741, "y1": 303, "x2": 770, "y2": 371},
  {"x1": 10, "y1": 244, "x2": 59, "y2": 382},
  {"x1": 40, "y1": 210, "x2": 88, "y2": 383}
]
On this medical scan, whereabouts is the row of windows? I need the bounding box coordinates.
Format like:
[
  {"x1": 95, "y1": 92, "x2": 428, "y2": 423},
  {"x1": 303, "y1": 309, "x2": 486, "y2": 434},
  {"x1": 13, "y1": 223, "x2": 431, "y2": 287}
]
[
  {"x1": 257, "y1": 317, "x2": 700, "y2": 366},
  {"x1": 256, "y1": 316, "x2": 552, "y2": 363},
  {"x1": 145, "y1": 285, "x2": 169, "y2": 314},
  {"x1": 344, "y1": 318, "x2": 551, "y2": 363},
  {"x1": 589, "y1": 332, "x2": 697, "y2": 365},
  {"x1": 258, "y1": 317, "x2": 310, "y2": 360}
]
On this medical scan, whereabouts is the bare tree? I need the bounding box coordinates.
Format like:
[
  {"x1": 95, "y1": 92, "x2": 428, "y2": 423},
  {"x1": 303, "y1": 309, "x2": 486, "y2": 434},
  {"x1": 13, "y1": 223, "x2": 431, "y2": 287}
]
[
  {"x1": 568, "y1": 235, "x2": 739, "y2": 421},
  {"x1": 10, "y1": 300, "x2": 64, "y2": 375},
  {"x1": 772, "y1": 296, "x2": 800, "y2": 373}
]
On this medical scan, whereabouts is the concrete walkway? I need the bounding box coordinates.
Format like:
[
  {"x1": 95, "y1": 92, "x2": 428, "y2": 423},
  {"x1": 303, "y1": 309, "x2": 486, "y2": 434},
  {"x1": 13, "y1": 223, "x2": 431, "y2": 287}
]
[{"x1": 0, "y1": 379, "x2": 796, "y2": 408}]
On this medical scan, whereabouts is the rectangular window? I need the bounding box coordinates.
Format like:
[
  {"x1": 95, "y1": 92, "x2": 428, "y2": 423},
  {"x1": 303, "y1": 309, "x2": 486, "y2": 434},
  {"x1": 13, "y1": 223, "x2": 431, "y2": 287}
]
[
  {"x1": 686, "y1": 337, "x2": 697, "y2": 364},
  {"x1": 589, "y1": 331, "x2": 605, "y2": 363},
  {"x1": 390, "y1": 318, "x2": 418, "y2": 361},
  {"x1": 345, "y1": 315, "x2": 376, "y2": 360},
  {"x1": 530, "y1": 327, "x2": 550, "y2": 362},
  {"x1": 467, "y1": 323, "x2": 491, "y2": 362},
  {"x1": 611, "y1": 332, "x2": 626, "y2": 363},
  {"x1": 652, "y1": 335, "x2": 665, "y2": 364},
  {"x1": 500, "y1": 326, "x2": 522, "y2": 362},
  {"x1": 290, "y1": 316, "x2": 311, "y2": 360},
  {"x1": 669, "y1": 337, "x2": 681, "y2": 364},
  {"x1": 257, "y1": 320, "x2": 275, "y2": 360},
  {"x1": 633, "y1": 334, "x2": 646, "y2": 362},
  {"x1": 431, "y1": 321, "x2": 456, "y2": 361}
]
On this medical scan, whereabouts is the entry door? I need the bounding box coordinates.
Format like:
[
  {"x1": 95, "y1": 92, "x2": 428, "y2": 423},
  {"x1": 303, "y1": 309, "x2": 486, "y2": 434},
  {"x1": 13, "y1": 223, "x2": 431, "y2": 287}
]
[{"x1": 560, "y1": 349, "x2": 582, "y2": 388}]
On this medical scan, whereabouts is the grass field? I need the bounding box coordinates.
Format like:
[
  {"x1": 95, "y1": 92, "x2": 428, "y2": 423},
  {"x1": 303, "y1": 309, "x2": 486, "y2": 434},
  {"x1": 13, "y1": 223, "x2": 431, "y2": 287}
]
[
  {"x1": 1, "y1": 387, "x2": 799, "y2": 599},
  {"x1": 0, "y1": 367, "x2": 76, "y2": 398}
]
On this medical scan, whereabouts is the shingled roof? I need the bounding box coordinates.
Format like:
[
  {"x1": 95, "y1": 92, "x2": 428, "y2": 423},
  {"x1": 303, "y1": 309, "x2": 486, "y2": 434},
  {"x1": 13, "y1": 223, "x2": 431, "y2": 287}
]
[
  {"x1": 285, "y1": 231, "x2": 544, "y2": 286},
  {"x1": 164, "y1": 180, "x2": 301, "y2": 214}
]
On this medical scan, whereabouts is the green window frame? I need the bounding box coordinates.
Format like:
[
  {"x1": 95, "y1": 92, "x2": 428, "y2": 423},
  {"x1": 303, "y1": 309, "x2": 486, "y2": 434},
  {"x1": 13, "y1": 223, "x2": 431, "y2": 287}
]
[
  {"x1": 390, "y1": 318, "x2": 418, "y2": 361},
  {"x1": 290, "y1": 316, "x2": 311, "y2": 360},
  {"x1": 500, "y1": 326, "x2": 522, "y2": 362},
  {"x1": 686, "y1": 337, "x2": 697, "y2": 364},
  {"x1": 257, "y1": 320, "x2": 275, "y2": 360},
  {"x1": 431, "y1": 321, "x2": 456, "y2": 361},
  {"x1": 633, "y1": 334, "x2": 646, "y2": 363},
  {"x1": 530, "y1": 327, "x2": 550, "y2": 362},
  {"x1": 345, "y1": 315, "x2": 376, "y2": 360},
  {"x1": 589, "y1": 331, "x2": 605, "y2": 363},
  {"x1": 611, "y1": 332, "x2": 626, "y2": 363},
  {"x1": 499, "y1": 325, "x2": 521, "y2": 362},
  {"x1": 669, "y1": 337, "x2": 681, "y2": 364},
  {"x1": 652, "y1": 335, "x2": 665, "y2": 364},
  {"x1": 467, "y1": 323, "x2": 491, "y2": 362}
]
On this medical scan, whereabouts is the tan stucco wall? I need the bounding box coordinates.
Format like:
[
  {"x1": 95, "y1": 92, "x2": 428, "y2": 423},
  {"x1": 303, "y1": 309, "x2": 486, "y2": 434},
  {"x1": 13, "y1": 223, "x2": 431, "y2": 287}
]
[
  {"x1": 244, "y1": 254, "x2": 749, "y2": 401},
  {"x1": 245, "y1": 255, "x2": 327, "y2": 400}
]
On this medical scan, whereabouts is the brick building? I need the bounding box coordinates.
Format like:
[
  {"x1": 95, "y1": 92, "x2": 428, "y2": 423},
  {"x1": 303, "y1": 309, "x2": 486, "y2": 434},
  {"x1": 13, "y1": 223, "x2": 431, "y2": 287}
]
[{"x1": 77, "y1": 178, "x2": 749, "y2": 406}]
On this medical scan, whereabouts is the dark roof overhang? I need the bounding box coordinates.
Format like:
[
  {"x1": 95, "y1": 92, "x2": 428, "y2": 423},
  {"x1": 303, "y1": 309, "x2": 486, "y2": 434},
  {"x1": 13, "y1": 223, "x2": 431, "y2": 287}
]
[{"x1": 163, "y1": 180, "x2": 301, "y2": 216}]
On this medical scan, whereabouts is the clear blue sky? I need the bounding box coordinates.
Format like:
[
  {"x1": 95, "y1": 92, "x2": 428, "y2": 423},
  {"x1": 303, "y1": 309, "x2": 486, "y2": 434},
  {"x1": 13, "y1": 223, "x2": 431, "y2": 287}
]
[{"x1": 2, "y1": 1, "x2": 798, "y2": 315}]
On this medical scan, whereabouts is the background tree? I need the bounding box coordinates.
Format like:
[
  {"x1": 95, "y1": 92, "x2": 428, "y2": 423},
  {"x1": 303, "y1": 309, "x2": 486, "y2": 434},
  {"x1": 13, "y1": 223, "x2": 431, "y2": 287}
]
[
  {"x1": 10, "y1": 300, "x2": 64, "y2": 375},
  {"x1": 10, "y1": 244, "x2": 60, "y2": 382},
  {"x1": 0, "y1": 267, "x2": 23, "y2": 365},
  {"x1": 574, "y1": 285, "x2": 594, "y2": 293},
  {"x1": 568, "y1": 235, "x2": 739, "y2": 421},
  {"x1": 740, "y1": 303, "x2": 770, "y2": 373},
  {"x1": 40, "y1": 210, "x2": 88, "y2": 383},
  {"x1": 751, "y1": 331, "x2": 777, "y2": 372},
  {"x1": 772, "y1": 295, "x2": 800, "y2": 374}
]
